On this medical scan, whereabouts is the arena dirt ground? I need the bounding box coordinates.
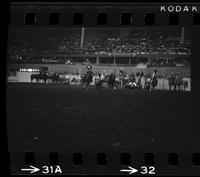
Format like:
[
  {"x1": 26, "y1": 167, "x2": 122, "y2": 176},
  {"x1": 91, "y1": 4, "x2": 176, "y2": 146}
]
[{"x1": 6, "y1": 83, "x2": 197, "y2": 153}]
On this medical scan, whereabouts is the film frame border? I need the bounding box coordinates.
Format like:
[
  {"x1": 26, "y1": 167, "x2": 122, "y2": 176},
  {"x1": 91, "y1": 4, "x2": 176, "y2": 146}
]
[{"x1": 5, "y1": 1, "x2": 200, "y2": 176}]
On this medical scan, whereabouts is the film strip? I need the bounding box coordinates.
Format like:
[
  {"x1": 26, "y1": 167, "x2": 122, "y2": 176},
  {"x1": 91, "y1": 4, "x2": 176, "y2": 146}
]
[
  {"x1": 6, "y1": 1, "x2": 200, "y2": 175},
  {"x1": 8, "y1": 3, "x2": 200, "y2": 26},
  {"x1": 8, "y1": 150, "x2": 200, "y2": 175}
]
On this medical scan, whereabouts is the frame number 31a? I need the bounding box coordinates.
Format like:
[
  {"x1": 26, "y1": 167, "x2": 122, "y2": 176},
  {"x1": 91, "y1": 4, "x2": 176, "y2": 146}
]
[{"x1": 42, "y1": 165, "x2": 62, "y2": 174}]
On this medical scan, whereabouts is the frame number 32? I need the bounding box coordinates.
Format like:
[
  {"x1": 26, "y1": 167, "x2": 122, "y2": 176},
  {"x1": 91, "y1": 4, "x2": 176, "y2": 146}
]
[{"x1": 141, "y1": 166, "x2": 156, "y2": 175}]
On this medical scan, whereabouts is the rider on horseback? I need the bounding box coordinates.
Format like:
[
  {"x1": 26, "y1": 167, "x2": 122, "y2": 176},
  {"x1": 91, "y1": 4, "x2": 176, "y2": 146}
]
[
  {"x1": 150, "y1": 69, "x2": 158, "y2": 91},
  {"x1": 108, "y1": 72, "x2": 117, "y2": 90},
  {"x1": 82, "y1": 64, "x2": 93, "y2": 89},
  {"x1": 174, "y1": 72, "x2": 183, "y2": 90},
  {"x1": 144, "y1": 73, "x2": 151, "y2": 90},
  {"x1": 151, "y1": 69, "x2": 157, "y2": 79},
  {"x1": 86, "y1": 59, "x2": 93, "y2": 71},
  {"x1": 128, "y1": 73, "x2": 137, "y2": 88}
]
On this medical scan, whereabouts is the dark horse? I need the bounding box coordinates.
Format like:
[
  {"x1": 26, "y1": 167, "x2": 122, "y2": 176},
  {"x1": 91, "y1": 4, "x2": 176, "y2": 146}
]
[
  {"x1": 30, "y1": 72, "x2": 50, "y2": 83},
  {"x1": 31, "y1": 72, "x2": 60, "y2": 83},
  {"x1": 31, "y1": 73, "x2": 41, "y2": 83},
  {"x1": 124, "y1": 76, "x2": 142, "y2": 90},
  {"x1": 96, "y1": 73, "x2": 117, "y2": 90},
  {"x1": 82, "y1": 70, "x2": 93, "y2": 89},
  {"x1": 167, "y1": 74, "x2": 176, "y2": 90},
  {"x1": 143, "y1": 73, "x2": 158, "y2": 91},
  {"x1": 30, "y1": 72, "x2": 49, "y2": 83},
  {"x1": 95, "y1": 74, "x2": 109, "y2": 88},
  {"x1": 150, "y1": 76, "x2": 158, "y2": 91},
  {"x1": 49, "y1": 73, "x2": 60, "y2": 83},
  {"x1": 107, "y1": 73, "x2": 117, "y2": 90},
  {"x1": 176, "y1": 79, "x2": 188, "y2": 91},
  {"x1": 39, "y1": 72, "x2": 50, "y2": 83}
]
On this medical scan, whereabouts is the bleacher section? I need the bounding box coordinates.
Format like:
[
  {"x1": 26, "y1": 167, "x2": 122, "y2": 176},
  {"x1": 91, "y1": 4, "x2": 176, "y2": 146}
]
[{"x1": 7, "y1": 27, "x2": 191, "y2": 67}]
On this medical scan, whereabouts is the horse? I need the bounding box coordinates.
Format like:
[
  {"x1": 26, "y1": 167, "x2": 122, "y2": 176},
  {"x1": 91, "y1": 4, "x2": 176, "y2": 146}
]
[
  {"x1": 30, "y1": 73, "x2": 41, "y2": 83},
  {"x1": 124, "y1": 75, "x2": 142, "y2": 90},
  {"x1": 144, "y1": 75, "x2": 152, "y2": 91},
  {"x1": 95, "y1": 78, "x2": 103, "y2": 88},
  {"x1": 180, "y1": 80, "x2": 188, "y2": 91},
  {"x1": 37, "y1": 72, "x2": 61, "y2": 84},
  {"x1": 95, "y1": 74, "x2": 117, "y2": 90},
  {"x1": 150, "y1": 76, "x2": 158, "y2": 91},
  {"x1": 136, "y1": 75, "x2": 142, "y2": 89},
  {"x1": 120, "y1": 75, "x2": 129, "y2": 86},
  {"x1": 167, "y1": 73, "x2": 188, "y2": 91},
  {"x1": 39, "y1": 72, "x2": 51, "y2": 83},
  {"x1": 115, "y1": 76, "x2": 121, "y2": 88},
  {"x1": 95, "y1": 74, "x2": 105, "y2": 88},
  {"x1": 60, "y1": 74, "x2": 70, "y2": 85},
  {"x1": 82, "y1": 71, "x2": 93, "y2": 89},
  {"x1": 95, "y1": 74, "x2": 110, "y2": 88},
  {"x1": 167, "y1": 74, "x2": 176, "y2": 90},
  {"x1": 48, "y1": 73, "x2": 60, "y2": 83},
  {"x1": 107, "y1": 73, "x2": 117, "y2": 90},
  {"x1": 124, "y1": 81, "x2": 137, "y2": 89},
  {"x1": 71, "y1": 77, "x2": 79, "y2": 85},
  {"x1": 174, "y1": 77, "x2": 188, "y2": 91}
]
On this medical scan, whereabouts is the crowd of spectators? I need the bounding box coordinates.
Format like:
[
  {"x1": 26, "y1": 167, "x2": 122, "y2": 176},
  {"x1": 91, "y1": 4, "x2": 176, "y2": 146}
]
[
  {"x1": 52, "y1": 28, "x2": 191, "y2": 55},
  {"x1": 8, "y1": 55, "x2": 190, "y2": 67},
  {"x1": 8, "y1": 28, "x2": 191, "y2": 66},
  {"x1": 148, "y1": 57, "x2": 190, "y2": 67},
  {"x1": 8, "y1": 40, "x2": 33, "y2": 56}
]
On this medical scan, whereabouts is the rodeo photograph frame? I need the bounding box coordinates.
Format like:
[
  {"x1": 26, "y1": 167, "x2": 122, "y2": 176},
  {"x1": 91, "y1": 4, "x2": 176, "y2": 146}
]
[{"x1": 5, "y1": 1, "x2": 200, "y2": 176}]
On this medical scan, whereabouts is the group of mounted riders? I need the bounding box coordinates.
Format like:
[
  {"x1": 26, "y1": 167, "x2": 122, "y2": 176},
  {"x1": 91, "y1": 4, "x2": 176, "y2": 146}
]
[
  {"x1": 30, "y1": 64, "x2": 188, "y2": 91},
  {"x1": 31, "y1": 71, "x2": 61, "y2": 83},
  {"x1": 94, "y1": 69, "x2": 158, "y2": 91},
  {"x1": 77, "y1": 65, "x2": 188, "y2": 91},
  {"x1": 167, "y1": 72, "x2": 188, "y2": 91},
  {"x1": 80, "y1": 65, "x2": 158, "y2": 91}
]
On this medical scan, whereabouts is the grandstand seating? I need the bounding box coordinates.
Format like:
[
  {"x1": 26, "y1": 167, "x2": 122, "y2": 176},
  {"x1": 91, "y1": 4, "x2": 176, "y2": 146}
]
[{"x1": 8, "y1": 28, "x2": 191, "y2": 67}]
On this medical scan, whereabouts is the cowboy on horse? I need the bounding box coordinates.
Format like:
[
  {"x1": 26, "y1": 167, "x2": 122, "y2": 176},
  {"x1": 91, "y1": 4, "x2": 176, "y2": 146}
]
[
  {"x1": 82, "y1": 64, "x2": 93, "y2": 89},
  {"x1": 174, "y1": 72, "x2": 188, "y2": 91},
  {"x1": 144, "y1": 73, "x2": 151, "y2": 90},
  {"x1": 95, "y1": 71, "x2": 106, "y2": 88},
  {"x1": 150, "y1": 69, "x2": 158, "y2": 91},
  {"x1": 167, "y1": 72, "x2": 176, "y2": 90},
  {"x1": 167, "y1": 72, "x2": 187, "y2": 91},
  {"x1": 107, "y1": 72, "x2": 117, "y2": 90}
]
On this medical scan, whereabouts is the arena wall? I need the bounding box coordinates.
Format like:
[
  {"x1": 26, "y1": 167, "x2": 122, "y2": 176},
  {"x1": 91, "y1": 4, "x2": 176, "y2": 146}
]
[
  {"x1": 7, "y1": 72, "x2": 191, "y2": 91},
  {"x1": 8, "y1": 64, "x2": 191, "y2": 77}
]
